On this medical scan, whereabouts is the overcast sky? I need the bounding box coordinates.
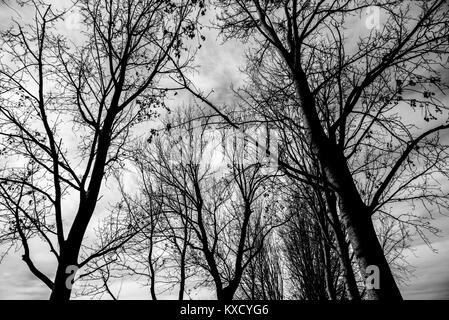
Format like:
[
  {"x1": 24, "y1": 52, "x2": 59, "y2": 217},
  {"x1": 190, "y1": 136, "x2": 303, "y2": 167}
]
[{"x1": 0, "y1": 1, "x2": 449, "y2": 300}]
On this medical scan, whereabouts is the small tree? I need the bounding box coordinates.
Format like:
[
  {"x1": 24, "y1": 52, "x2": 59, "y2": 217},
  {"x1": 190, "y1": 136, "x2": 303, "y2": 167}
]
[
  {"x1": 237, "y1": 229, "x2": 284, "y2": 300},
  {"x1": 123, "y1": 107, "x2": 284, "y2": 300}
]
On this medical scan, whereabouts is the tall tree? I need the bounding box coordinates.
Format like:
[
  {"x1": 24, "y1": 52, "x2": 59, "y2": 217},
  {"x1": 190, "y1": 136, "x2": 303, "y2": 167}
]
[
  {"x1": 0, "y1": 0, "x2": 203, "y2": 300},
  {"x1": 178, "y1": 0, "x2": 449, "y2": 299}
]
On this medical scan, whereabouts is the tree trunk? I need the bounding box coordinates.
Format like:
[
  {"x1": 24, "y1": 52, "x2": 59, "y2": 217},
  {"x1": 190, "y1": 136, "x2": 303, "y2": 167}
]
[
  {"x1": 178, "y1": 236, "x2": 188, "y2": 300},
  {"x1": 49, "y1": 268, "x2": 72, "y2": 300},
  {"x1": 218, "y1": 285, "x2": 237, "y2": 302},
  {"x1": 334, "y1": 228, "x2": 361, "y2": 300},
  {"x1": 149, "y1": 246, "x2": 157, "y2": 300},
  {"x1": 339, "y1": 199, "x2": 402, "y2": 300},
  {"x1": 49, "y1": 249, "x2": 78, "y2": 300},
  {"x1": 49, "y1": 120, "x2": 114, "y2": 300},
  {"x1": 292, "y1": 69, "x2": 402, "y2": 300}
]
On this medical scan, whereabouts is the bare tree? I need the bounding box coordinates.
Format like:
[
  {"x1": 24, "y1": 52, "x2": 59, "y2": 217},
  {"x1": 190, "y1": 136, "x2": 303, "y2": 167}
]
[
  {"x1": 120, "y1": 107, "x2": 284, "y2": 300},
  {"x1": 177, "y1": 0, "x2": 449, "y2": 299},
  {"x1": 78, "y1": 176, "x2": 177, "y2": 300},
  {"x1": 280, "y1": 186, "x2": 343, "y2": 300},
  {"x1": 237, "y1": 228, "x2": 284, "y2": 300},
  {"x1": 0, "y1": 0, "x2": 204, "y2": 300}
]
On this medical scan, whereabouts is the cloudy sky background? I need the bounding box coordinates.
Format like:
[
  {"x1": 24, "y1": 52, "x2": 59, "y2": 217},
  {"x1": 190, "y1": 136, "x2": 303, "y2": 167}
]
[{"x1": 0, "y1": 1, "x2": 448, "y2": 299}]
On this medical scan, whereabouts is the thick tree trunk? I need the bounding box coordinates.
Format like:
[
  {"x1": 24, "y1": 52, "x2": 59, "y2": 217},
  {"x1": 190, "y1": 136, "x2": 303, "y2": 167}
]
[
  {"x1": 49, "y1": 266, "x2": 72, "y2": 300},
  {"x1": 49, "y1": 249, "x2": 78, "y2": 300},
  {"x1": 339, "y1": 199, "x2": 402, "y2": 300},
  {"x1": 218, "y1": 285, "x2": 237, "y2": 302},
  {"x1": 321, "y1": 142, "x2": 402, "y2": 299},
  {"x1": 49, "y1": 118, "x2": 114, "y2": 300},
  {"x1": 292, "y1": 70, "x2": 402, "y2": 300},
  {"x1": 48, "y1": 198, "x2": 98, "y2": 300}
]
